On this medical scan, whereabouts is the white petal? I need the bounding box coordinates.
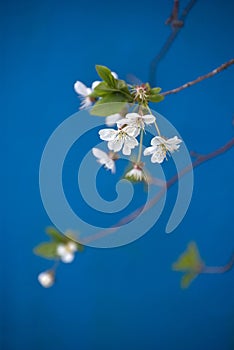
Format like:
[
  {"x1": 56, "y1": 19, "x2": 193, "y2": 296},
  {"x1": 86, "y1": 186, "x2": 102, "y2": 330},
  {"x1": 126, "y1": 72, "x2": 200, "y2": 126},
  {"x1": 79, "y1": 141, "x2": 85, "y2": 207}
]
[
  {"x1": 124, "y1": 126, "x2": 140, "y2": 137},
  {"x1": 80, "y1": 97, "x2": 92, "y2": 109},
  {"x1": 74, "y1": 81, "x2": 89, "y2": 96},
  {"x1": 106, "y1": 113, "x2": 122, "y2": 126},
  {"x1": 151, "y1": 150, "x2": 165, "y2": 163},
  {"x1": 111, "y1": 71, "x2": 118, "y2": 79},
  {"x1": 92, "y1": 148, "x2": 108, "y2": 161},
  {"x1": 38, "y1": 271, "x2": 54, "y2": 288},
  {"x1": 125, "y1": 113, "x2": 140, "y2": 121},
  {"x1": 67, "y1": 241, "x2": 77, "y2": 252},
  {"x1": 142, "y1": 114, "x2": 156, "y2": 124},
  {"x1": 108, "y1": 138, "x2": 123, "y2": 152},
  {"x1": 91, "y1": 80, "x2": 101, "y2": 90},
  {"x1": 122, "y1": 144, "x2": 131, "y2": 155},
  {"x1": 57, "y1": 244, "x2": 66, "y2": 256},
  {"x1": 105, "y1": 159, "x2": 116, "y2": 173},
  {"x1": 116, "y1": 118, "x2": 129, "y2": 128},
  {"x1": 125, "y1": 135, "x2": 138, "y2": 148},
  {"x1": 164, "y1": 136, "x2": 182, "y2": 152},
  {"x1": 61, "y1": 253, "x2": 74, "y2": 263},
  {"x1": 143, "y1": 146, "x2": 156, "y2": 156},
  {"x1": 99, "y1": 129, "x2": 117, "y2": 141},
  {"x1": 151, "y1": 136, "x2": 165, "y2": 146}
]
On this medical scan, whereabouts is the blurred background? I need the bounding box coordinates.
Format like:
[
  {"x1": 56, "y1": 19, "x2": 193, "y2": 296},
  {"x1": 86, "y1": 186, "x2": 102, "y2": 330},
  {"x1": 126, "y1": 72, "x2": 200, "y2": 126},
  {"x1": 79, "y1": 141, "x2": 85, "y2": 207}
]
[{"x1": 1, "y1": 0, "x2": 234, "y2": 349}]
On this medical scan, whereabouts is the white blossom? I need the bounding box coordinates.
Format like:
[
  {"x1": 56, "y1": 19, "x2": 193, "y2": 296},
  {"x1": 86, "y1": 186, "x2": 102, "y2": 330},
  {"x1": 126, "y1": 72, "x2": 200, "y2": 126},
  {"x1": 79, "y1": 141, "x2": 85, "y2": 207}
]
[
  {"x1": 74, "y1": 81, "x2": 99, "y2": 109},
  {"x1": 57, "y1": 241, "x2": 77, "y2": 263},
  {"x1": 117, "y1": 112, "x2": 155, "y2": 131},
  {"x1": 74, "y1": 72, "x2": 118, "y2": 110},
  {"x1": 105, "y1": 113, "x2": 122, "y2": 126},
  {"x1": 125, "y1": 164, "x2": 146, "y2": 182},
  {"x1": 38, "y1": 270, "x2": 54, "y2": 288},
  {"x1": 144, "y1": 135, "x2": 182, "y2": 163},
  {"x1": 92, "y1": 148, "x2": 116, "y2": 173},
  {"x1": 99, "y1": 127, "x2": 138, "y2": 155}
]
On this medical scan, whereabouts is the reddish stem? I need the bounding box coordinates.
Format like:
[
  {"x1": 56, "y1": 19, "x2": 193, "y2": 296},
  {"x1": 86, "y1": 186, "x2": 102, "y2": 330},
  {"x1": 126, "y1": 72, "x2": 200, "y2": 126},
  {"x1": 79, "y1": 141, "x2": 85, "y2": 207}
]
[{"x1": 82, "y1": 138, "x2": 234, "y2": 245}]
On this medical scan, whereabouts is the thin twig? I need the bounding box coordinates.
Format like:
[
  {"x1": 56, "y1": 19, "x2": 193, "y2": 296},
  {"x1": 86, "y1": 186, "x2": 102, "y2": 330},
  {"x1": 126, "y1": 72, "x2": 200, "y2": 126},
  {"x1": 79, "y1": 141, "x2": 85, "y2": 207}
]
[
  {"x1": 162, "y1": 59, "x2": 234, "y2": 96},
  {"x1": 82, "y1": 138, "x2": 234, "y2": 245},
  {"x1": 202, "y1": 253, "x2": 234, "y2": 274},
  {"x1": 149, "y1": 0, "x2": 198, "y2": 86}
]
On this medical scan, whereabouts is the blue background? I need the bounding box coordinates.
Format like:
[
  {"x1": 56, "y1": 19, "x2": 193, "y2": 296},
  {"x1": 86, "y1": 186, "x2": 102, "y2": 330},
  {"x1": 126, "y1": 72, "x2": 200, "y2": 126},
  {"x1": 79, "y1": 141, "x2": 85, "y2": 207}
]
[{"x1": 2, "y1": 0, "x2": 234, "y2": 349}]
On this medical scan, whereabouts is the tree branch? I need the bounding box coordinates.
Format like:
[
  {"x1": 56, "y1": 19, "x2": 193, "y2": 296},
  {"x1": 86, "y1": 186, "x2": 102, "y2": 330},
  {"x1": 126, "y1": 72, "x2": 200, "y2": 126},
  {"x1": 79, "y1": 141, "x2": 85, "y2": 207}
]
[
  {"x1": 202, "y1": 253, "x2": 234, "y2": 274},
  {"x1": 82, "y1": 137, "x2": 234, "y2": 245},
  {"x1": 149, "y1": 0, "x2": 198, "y2": 86},
  {"x1": 162, "y1": 59, "x2": 234, "y2": 96}
]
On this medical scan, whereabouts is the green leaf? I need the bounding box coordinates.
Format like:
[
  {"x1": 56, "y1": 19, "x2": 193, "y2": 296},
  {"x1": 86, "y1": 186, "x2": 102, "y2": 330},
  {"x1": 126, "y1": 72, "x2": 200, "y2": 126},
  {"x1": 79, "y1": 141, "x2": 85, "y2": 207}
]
[
  {"x1": 148, "y1": 94, "x2": 164, "y2": 103},
  {"x1": 33, "y1": 242, "x2": 59, "y2": 259},
  {"x1": 90, "y1": 95, "x2": 128, "y2": 116},
  {"x1": 95, "y1": 65, "x2": 117, "y2": 88},
  {"x1": 46, "y1": 226, "x2": 68, "y2": 243},
  {"x1": 150, "y1": 87, "x2": 162, "y2": 94},
  {"x1": 94, "y1": 82, "x2": 119, "y2": 97},
  {"x1": 181, "y1": 271, "x2": 198, "y2": 288},
  {"x1": 94, "y1": 80, "x2": 132, "y2": 100},
  {"x1": 172, "y1": 242, "x2": 204, "y2": 272},
  {"x1": 116, "y1": 79, "x2": 132, "y2": 96}
]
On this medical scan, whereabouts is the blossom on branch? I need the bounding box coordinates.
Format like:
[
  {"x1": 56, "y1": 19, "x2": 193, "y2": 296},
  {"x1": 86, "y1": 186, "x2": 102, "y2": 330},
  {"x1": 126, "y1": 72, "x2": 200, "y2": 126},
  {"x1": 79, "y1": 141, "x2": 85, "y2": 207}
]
[
  {"x1": 57, "y1": 241, "x2": 77, "y2": 263},
  {"x1": 92, "y1": 148, "x2": 117, "y2": 173},
  {"x1": 144, "y1": 135, "x2": 182, "y2": 163},
  {"x1": 38, "y1": 270, "x2": 55, "y2": 288},
  {"x1": 117, "y1": 112, "x2": 155, "y2": 131},
  {"x1": 125, "y1": 164, "x2": 147, "y2": 182},
  {"x1": 99, "y1": 127, "x2": 139, "y2": 155}
]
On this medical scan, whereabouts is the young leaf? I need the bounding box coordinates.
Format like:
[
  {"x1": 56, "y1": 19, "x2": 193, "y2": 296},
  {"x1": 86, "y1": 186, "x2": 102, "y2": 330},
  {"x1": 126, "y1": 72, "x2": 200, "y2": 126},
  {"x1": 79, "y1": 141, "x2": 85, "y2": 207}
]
[
  {"x1": 33, "y1": 242, "x2": 59, "y2": 259},
  {"x1": 172, "y1": 242, "x2": 204, "y2": 272},
  {"x1": 95, "y1": 65, "x2": 117, "y2": 88},
  {"x1": 90, "y1": 95, "x2": 128, "y2": 116},
  {"x1": 46, "y1": 226, "x2": 68, "y2": 243},
  {"x1": 94, "y1": 82, "x2": 119, "y2": 97},
  {"x1": 181, "y1": 271, "x2": 198, "y2": 288},
  {"x1": 150, "y1": 87, "x2": 162, "y2": 94},
  {"x1": 148, "y1": 94, "x2": 164, "y2": 103}
]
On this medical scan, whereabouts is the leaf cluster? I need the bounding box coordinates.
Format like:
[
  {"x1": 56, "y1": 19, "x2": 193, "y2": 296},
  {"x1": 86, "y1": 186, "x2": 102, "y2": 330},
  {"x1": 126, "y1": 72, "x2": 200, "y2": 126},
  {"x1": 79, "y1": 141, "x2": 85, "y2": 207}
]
[
  {"x1": 172, "y1": 242, "x2": 205, "y2": 288},
  {"x1": 33, "y1": 227, "x2": 84, "y2": 260},
  {"x1": 90, "y1": 65, "x2": 164, "y2": 116}
]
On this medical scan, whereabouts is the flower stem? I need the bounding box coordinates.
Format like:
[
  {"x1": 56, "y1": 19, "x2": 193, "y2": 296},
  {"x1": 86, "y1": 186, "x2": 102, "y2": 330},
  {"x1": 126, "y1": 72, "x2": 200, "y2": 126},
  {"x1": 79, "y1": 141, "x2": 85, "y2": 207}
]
[
  {"x1": 147, "y1": 106, "x2": 161, "y2": 136},
  {"x1": 154, "y1": 121, "x2": 161, "y2": 136},
  {"x1": 137, "y1": 129, "x2": 144, "y2": 163}
]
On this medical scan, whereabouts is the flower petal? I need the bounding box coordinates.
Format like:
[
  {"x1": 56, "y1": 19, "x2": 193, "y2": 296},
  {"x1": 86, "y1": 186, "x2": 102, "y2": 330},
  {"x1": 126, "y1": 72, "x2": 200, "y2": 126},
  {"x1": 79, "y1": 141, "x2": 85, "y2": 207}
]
[
  {"x1": 122, "y1": 144, "x2": 131, "y2": 155},
  {"x1": 111, "y1": 71, "x2": 118, "y2": 79},
  {"x1": 142, "y1": 114, "x2": 156, "y2": 124},
  {"x1": 143, "y1": 146, "x2": 155, "y2": 156},
  {"x1": 91, "y1": 80, "x2": 101, "y2": 90},
  {"x1": 67, "y1": 241, "x2": 77, "y2": 252},
  {"x1": 151, "y1": 136, "x2": 165, "y2": 146},
  {"x1": 151, "y1": 150, "x2": 165, "y2": 163},
  {"x1": 61, "y1": 253, "x2": 74, "y2": 263},
  {"x1": 108, "y1": 138, "x2": 123, "y2": 152},
  {"x1": 57, "y1": 244, "x2": 66, "y2": 256},
  {"x1": 74, "y1": 81, "x2": 89, "y2": 96},
  {"x1": 106, "y1": 113, "x2": 122, "y2": 126},
  {"x1": 99, "y1": 129, "x2": 117, "y2": 141},
  {"x1": 80, "y1": 97, "x2": 92, "y2": 109},
  {"x1": 124, "y1": 126, "x2": 140, "y2": 137}
]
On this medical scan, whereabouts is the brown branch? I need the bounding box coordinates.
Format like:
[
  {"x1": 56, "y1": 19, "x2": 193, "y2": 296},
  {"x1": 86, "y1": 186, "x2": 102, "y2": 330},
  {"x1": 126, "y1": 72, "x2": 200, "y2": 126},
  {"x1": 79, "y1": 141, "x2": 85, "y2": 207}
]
[
  {"x1": 202, "y1": 253, "x2": 234, "y2": 274},
  {"x1": 149, "y1": 0, "x2": 198, "y2": 86},
  {"x1": 162, "y1": 59, "x2": 234, "y2": 96},
  {"x1": 82, "y1": 138, "x2": 234, "y2": 245}
]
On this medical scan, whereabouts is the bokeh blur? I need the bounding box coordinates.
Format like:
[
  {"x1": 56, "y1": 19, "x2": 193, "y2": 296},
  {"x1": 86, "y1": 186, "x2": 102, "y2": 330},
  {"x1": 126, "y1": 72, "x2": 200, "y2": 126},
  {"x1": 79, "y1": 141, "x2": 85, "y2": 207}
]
[{"x1": 2, "y1": 0, "x2": 234, "y2": 349}]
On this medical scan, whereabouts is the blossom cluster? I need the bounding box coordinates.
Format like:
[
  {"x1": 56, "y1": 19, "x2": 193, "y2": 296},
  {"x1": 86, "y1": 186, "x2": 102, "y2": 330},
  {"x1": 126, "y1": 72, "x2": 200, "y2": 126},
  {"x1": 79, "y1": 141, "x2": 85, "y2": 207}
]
[
  {"x1": 74, "y1": 65, "x2": 182, "y2": 181},
  {"x1": 94, "y1": 110, "x2": 182, "y2": 181}
]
